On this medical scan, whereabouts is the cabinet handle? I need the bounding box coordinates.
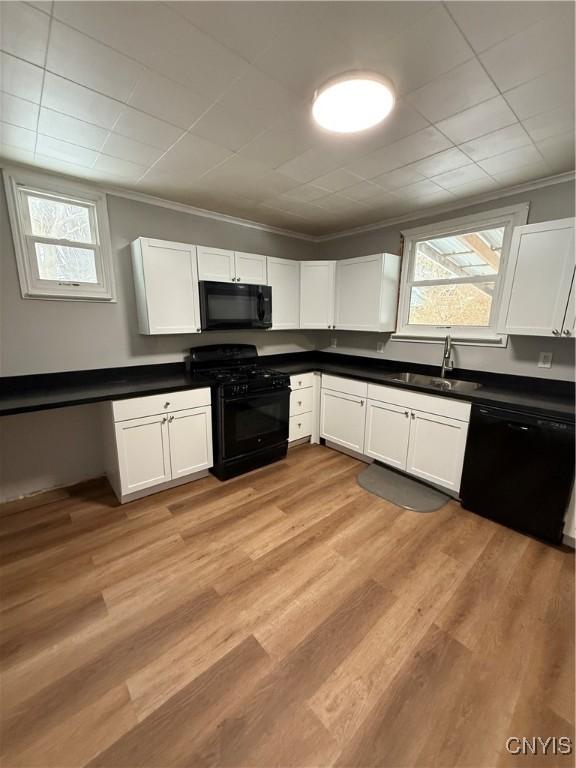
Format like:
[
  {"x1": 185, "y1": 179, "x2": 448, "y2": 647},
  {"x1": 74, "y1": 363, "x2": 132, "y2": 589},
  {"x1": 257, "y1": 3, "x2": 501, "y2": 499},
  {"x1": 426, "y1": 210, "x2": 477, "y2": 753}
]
[
  {"x1": 404, "y1": 410, "x2": 409, "y2": 417},
  {"x1": 298, "y1": 380, "x2": 302, "y2": 386},
  {"x1": 164, "y1": 402, "x2": 170, "y2": 408},
  {"x1": 298, "y1": 400, "x2": 302, "y2": 406},
  {"x1": 552, "y1": 329, "x2": 560, "y2": 335},
  {"x1": 162, "y1": 416, "x2": 167, "y2": 423},
  {"x1": 360, "y1": 400, "x2": 365, "y2": 406},
  {"x1": 169, "y1": 415, "x2": 174, "y2": 422},
  {"x1": 197, "y1": 327, "x2": 201, "y2": 332},
  {"x1": 564, "y1": 329, "x2": 571, "y2": 336},
  {"x1": 411, "y1": 412, "x2": 415, "y2": 419},
  {"x1": 298, "y1": 422, "x2": 302, "y2": 428},
  {"x1": 327, "y1": 324, "x2": 331, "y2": 328}
]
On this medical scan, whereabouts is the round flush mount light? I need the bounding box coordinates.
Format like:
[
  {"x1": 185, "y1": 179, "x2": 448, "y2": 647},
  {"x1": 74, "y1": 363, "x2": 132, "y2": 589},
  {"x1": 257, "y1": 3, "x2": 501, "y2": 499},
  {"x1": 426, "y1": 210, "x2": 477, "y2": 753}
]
[{"x1": 312, "y1": 72, "x2": 396, "y2": 133}]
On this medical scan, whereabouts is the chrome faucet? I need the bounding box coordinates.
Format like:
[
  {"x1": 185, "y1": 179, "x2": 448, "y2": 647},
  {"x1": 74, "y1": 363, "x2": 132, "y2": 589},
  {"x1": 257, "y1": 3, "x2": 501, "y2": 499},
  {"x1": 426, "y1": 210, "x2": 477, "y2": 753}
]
[{"x1": 440, "y1": 334, "x2": 453, "y2": 378}]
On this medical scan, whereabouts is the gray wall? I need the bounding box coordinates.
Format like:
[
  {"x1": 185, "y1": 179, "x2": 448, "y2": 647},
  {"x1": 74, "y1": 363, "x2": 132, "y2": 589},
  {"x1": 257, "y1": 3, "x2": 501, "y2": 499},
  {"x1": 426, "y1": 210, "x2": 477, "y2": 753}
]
[
  {"x1": 316, "y1": 181, "x2": 576, "y2": 381},
  {"x1": 0, "y1": 183, "x2": 318, "y2": 376},
  {"x1": 1, "y1": 170, "x2": 574, "y2": 501}
]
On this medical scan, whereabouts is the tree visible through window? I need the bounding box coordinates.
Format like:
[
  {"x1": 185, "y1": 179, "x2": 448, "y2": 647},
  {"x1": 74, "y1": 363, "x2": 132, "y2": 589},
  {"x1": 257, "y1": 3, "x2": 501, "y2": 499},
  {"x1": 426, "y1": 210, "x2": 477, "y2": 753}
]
[{"x1": 4, "y1": 167, "x2": 116, "y2": 301}]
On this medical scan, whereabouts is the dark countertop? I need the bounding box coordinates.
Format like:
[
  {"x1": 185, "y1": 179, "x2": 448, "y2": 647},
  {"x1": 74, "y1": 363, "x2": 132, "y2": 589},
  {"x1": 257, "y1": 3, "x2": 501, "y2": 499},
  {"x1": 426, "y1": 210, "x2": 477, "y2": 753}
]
[
  {"x1": 1, "y1": 352, "x2": 574, "y2": 421},
  {"x1": 269, "y1": 358, "x2": 575, "y2": 421}
]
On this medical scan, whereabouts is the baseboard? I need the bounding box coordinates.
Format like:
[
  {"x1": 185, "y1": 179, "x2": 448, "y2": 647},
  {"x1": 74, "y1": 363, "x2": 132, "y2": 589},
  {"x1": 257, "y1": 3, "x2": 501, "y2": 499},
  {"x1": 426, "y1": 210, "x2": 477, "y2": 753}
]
[{"x1": 323, "y1": 440, "x2": 371, "y2": 463}]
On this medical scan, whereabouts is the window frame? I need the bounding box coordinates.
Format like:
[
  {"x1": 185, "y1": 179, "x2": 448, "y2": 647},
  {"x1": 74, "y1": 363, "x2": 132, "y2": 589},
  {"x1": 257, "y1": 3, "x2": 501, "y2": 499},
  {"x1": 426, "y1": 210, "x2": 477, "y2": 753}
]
[
  {"x1": 3, "y1": 167, "x2": 116, "y2": 302},
  {"x1": 394, "y1": 203, "x2": 529, "y2": 346}
]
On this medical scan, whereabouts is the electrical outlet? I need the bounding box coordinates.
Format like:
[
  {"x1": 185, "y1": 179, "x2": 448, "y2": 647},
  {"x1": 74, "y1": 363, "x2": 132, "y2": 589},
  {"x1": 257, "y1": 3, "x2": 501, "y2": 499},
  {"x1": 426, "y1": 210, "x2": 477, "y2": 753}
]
[
  {"x1": 377, "y1": 342, "x2": 386, "y2": 353},
  {"x1": 538, "y1": 352, "x2": 553, "y2": 368},
  {"x1": 330, "y1": 337, "x2": 337, "y2": 348}
]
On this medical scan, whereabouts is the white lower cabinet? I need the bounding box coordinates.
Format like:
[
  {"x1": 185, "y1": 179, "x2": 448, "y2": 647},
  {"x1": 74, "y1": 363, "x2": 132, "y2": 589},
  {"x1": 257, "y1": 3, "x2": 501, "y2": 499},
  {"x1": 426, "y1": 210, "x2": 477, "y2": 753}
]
[
  {"x1": 322, "y1": 377, "x2": 470, "y2": 493},
  {"x1": 114, "y1": 414, "x2": 172, "y2": 494},
  {"x1": 288, "y1": 372, "x2": 319, "y2": 444},
  {"x1": 320, "y1": 388, "x2": 366, "y2": 454},
  {"x1": 364, "y1": 400, "x2": 410, "y2": 470},
  {"x1": 105, "y1": 388, "x2": 213, "y2": 503},
  {"x1": 405, "y1": 409, "x2": 469, "y2": 492},
  {"x1": 167, "y1": 406, "x2": 212, "y2": 479}
]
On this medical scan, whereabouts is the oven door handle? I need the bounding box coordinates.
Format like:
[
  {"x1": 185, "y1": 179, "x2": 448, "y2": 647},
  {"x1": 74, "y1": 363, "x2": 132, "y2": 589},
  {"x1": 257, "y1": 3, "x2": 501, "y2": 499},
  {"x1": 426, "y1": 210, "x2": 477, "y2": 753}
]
[{"x1": 224, "y1": 389, "x2": 290, "y2": 403}]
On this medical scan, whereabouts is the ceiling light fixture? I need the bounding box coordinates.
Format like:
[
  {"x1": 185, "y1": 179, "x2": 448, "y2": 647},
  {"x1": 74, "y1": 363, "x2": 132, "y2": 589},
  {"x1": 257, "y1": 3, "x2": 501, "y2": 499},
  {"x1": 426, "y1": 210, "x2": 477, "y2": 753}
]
[{"x1": 312, "y1": 72, "x2": 396, "y2": 134}]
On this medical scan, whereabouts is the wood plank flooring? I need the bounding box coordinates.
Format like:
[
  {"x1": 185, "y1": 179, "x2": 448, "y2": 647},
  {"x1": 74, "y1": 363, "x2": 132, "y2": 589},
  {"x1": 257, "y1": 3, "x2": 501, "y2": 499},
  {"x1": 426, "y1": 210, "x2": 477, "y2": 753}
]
[{"x1": 0, "y1": 443, "x2": 573, "y2": 767}]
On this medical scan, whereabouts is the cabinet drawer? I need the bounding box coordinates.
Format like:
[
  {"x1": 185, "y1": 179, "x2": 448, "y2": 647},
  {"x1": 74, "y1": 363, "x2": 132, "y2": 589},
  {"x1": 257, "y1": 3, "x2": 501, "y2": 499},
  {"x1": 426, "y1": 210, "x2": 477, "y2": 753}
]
[
  {"x1": 290, "y1": 372, "x2": 314, "y2": 390},
  {"x1": 290, "y1": 387, "x2": 314, "y2": 416},
  {"x1": 367, "y1": 383, "x2": 470, "y2": 423},
  {"x1": 289, "y1": 412, "x2": 313, "y2": 442},
  {"x1": 321, "y1": 374, "x2": 367, "y2": 398},
  {"x1": 112, "y1": 388, "x2": 211, "y2": 422}
]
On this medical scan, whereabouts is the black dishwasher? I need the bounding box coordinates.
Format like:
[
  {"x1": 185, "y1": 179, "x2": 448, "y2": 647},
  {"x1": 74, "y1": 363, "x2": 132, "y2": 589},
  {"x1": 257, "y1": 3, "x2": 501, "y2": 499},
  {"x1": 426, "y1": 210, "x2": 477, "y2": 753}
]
[{"x1": 460, "y1": 405, "x2": 574, "y2": 543}]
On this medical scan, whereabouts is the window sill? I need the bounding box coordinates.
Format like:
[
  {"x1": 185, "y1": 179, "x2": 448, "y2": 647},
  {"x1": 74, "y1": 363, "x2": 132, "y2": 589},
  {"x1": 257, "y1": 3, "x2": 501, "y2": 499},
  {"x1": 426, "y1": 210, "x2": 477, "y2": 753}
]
[{"x1": 391, "y1": 332, "x2": 508, "y2": 348}]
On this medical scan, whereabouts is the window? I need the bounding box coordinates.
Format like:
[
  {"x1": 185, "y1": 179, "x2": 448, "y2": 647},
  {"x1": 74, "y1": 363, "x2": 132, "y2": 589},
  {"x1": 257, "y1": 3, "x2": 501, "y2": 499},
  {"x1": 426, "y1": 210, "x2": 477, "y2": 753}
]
[
  {"x1": 3, "y1": 167, "x2": 116, "y2": 301},
  {"x1": 395, "y1": 204, "x2": 529, "y2": 344}
]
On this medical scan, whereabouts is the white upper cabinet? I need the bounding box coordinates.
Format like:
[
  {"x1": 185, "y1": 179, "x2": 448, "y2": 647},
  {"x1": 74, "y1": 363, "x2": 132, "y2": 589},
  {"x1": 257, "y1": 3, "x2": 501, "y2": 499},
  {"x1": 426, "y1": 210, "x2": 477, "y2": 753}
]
[
  {"x1": 131, "y1": 238, "x2": 201, "y2": 335},
  {"x1": 235, "y1": 252, "x2": 267, "y2": 284},
  {"x1": 300, "y1": 261, "x2": 336, "y2": 329},
  {"x1": 499, "y1": 218, "x2": 575, "y2": 337},
  {"x1": 197, "y1": 246, "x2": 236, "y2": 283},
  {"x1": 267, "y1": 257, "x2": 300, "y2": 330},
  {"x1": 197, "y1": 247, "x2": 267, "y2": 284},
  {"x1": 334, "y1": 253, "x2": 400, "y2": 332}
]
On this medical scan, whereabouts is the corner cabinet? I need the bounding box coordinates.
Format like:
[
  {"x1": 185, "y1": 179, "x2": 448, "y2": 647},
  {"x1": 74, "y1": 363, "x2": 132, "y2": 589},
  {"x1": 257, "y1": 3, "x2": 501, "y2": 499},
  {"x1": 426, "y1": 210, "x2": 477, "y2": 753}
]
[
  {"x1": 131, "y1": 238, "x2": 201, "y2": 335},
  {"x1": 103, "y1": 389, "x2": 213, "y2": 503},
  {"x1": 499, "y1": 218, "x2": 575, "y2": 337},
  {"x1": 267, "y1": 257, "x2": 300, "y2": 329},
  {"x1": 300, "y1": 261, "x2": 336, "y2": 329},
  {"x1": 334, "y1": 253, "x2": 400, "y2": 332}
]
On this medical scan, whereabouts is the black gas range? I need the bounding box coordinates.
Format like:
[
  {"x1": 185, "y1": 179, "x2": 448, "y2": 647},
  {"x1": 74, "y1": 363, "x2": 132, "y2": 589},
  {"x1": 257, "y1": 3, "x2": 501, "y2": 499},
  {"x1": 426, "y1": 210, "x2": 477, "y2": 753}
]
[{"x1": 187, "y1": 344, "x2": 290, "y2": 480}]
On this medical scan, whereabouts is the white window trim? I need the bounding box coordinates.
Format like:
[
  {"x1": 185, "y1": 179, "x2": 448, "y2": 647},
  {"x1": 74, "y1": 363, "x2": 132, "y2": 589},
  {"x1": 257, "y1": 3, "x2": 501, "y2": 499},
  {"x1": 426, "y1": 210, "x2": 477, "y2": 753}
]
[
  {"x1": 3, "y1": 166, "x2": 116, "y2": 302},
  {"x1": 392, "y1": 202, "x2": 529, "y2": 347}
]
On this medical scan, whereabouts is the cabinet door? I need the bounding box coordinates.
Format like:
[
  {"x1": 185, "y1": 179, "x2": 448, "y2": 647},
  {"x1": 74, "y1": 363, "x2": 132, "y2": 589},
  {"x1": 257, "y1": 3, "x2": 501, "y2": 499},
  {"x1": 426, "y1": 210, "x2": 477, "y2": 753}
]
[
  {"x1": 364, "y1": 399, "x2": 410, "y2": 470},
  {"x1": 197, "y1": 246, "x2": 235, "y2": 282},
  {"x1": 168, "y1": 406, "x2": 213, "y2": 479},
  {"x1": 500, "y1": 218, "x2": 575, "y2": 336},
  {"x1": 406, "y1": 410, "x2": 468, "y2": 492},
  {"x1": 300, "y1": 261, "x2": 336, "y2": 328},
  {"x1": 561, "y1": 274, "x2": 575, "y2": 337},
  {"x1": 234, "y1": 252, "x2": 267, "y2": 284},
  {"x1": 320, "y1": 389, "x2": 366, "y2": 453},
  {"x1": 267, "y1": 257, "x2": 300, "y2": 329},
  {"x1": 335, "y1": 254, "x2": 383, "y2": 331},
  {"x1": 135, "y1": 239, "x2": 201, "y2": 334},
  {"x1": 115, "y1": 414, "x2": 171, "y2": 495}
]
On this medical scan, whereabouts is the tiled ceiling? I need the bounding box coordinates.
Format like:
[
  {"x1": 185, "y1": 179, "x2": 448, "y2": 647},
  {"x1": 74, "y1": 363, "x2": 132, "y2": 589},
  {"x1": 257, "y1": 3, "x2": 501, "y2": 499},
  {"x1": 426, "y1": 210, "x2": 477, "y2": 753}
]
[{"x1": 1, "y1": 1, "x2": 574, "y2": 237}]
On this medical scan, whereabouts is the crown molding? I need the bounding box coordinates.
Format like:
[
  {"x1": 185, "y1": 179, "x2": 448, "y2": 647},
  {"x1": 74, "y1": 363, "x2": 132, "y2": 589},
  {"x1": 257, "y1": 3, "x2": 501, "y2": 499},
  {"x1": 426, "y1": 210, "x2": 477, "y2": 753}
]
[
  {"x1": 1, "y1": 158, "x2": 573, "y2": 245},
  {"x1": 102, "y1": 185, "x2": 318, "y2": 242},
  {"x1": 314, "y1": 171, "x2": 576, "y2": 242}
]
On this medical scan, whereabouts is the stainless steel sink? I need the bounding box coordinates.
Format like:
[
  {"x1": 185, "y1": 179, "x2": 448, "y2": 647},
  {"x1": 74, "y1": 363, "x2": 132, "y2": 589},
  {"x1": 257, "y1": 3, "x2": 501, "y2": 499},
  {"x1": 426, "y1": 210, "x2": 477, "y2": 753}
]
[{"x1": 381, "y1": 372, "x2": 482, "y2": 394}]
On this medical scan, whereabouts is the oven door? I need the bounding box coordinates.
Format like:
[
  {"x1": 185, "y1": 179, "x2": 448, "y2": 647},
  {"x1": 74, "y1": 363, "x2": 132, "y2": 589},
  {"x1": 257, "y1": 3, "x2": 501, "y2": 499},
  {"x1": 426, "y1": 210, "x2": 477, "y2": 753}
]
[
  {"x1": 199, "y1": 281, "x2": 272, "y2": 330},
  {"x1": 221, "y1": 388, "x2": 289, "y2": 460}
]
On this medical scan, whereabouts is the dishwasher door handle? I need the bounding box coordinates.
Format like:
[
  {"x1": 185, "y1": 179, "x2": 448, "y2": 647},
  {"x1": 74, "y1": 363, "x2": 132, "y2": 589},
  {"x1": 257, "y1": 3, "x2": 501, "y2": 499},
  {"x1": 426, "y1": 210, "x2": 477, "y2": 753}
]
[{"x1": 506, "y1": 422, "x2": 531, "y2": 432}]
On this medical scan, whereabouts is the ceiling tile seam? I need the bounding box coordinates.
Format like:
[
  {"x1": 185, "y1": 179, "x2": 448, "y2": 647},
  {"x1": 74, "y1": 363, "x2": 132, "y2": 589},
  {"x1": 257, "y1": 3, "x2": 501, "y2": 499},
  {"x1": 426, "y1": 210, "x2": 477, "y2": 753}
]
[
  {"x1": 314, "y1": 170, "x2": 576, "y2": 241},
  {"x1": 32, "y1": 6, "x2": 54, "y2": 158},
  {"x1": 41, "y1": 15, "x2": 232, "y2": 122},
  {"x1": 162, "y1": 0, "x2": 294, "y2": 72},
  {"x1": 0, "y1": 47, "x2": 208, "y2": 138},
  {"x1": 441, "y1": 3, "x2": 553, "y2": 178}
]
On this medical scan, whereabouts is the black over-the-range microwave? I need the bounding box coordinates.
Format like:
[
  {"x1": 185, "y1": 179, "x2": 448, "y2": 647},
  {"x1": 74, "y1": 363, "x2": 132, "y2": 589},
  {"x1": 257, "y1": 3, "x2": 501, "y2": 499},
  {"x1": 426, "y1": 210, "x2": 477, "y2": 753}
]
[{"x1": 198, "y1": 280, "x2": 272, "y2": 331}]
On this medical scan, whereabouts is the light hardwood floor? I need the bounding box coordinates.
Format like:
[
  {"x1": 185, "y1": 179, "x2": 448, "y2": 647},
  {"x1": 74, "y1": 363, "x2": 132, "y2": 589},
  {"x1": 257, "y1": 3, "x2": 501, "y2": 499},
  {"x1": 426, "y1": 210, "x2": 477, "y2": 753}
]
[{"x1": 0, "y1": 443, "x2": 574, "y2": 767}]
